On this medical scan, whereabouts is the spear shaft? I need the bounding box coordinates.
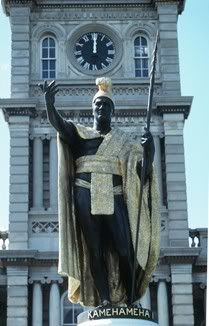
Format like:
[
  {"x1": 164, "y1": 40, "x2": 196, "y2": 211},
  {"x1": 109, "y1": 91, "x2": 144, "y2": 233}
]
[{"x1": 130, "y1": 31, "x2": 159, "y2": 304}]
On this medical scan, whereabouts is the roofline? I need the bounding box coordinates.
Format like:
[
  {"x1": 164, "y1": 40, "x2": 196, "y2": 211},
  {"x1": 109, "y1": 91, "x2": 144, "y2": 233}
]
[{"x1": 1, "y1": 0, "x2": 186, "y2": 16}]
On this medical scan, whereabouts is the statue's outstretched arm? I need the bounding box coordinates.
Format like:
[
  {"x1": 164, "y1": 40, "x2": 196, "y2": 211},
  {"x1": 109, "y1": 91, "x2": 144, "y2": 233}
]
[{"x1": 40, "y1": 80, "x2": 77, "y2": 143}]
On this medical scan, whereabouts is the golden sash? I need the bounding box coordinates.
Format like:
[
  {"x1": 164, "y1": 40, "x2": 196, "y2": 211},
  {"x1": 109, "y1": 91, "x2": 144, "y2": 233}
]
[{"x1": 75, "y1": 156, "x2": 122, "y2": 215}]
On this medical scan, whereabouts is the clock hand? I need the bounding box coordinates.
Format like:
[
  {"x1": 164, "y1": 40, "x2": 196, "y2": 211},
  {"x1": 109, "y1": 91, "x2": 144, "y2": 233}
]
[{"x1": 93, "y1": 33, "x2": 98, "y2": 54}]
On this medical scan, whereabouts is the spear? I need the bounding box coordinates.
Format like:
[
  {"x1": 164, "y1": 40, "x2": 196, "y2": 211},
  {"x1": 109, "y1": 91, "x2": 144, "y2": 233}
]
[{"x1": 131, "y1": 30, "x2": 159, "y2": 304}]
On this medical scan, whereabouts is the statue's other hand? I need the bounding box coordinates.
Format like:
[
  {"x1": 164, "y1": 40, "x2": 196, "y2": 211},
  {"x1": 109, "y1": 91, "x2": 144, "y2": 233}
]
[
  {"x1": 38, "y1": 80, "x2": 59, "y2": 107},
  {"x1": 141, "y1": 129, "x2": 155, "y2": 159}
]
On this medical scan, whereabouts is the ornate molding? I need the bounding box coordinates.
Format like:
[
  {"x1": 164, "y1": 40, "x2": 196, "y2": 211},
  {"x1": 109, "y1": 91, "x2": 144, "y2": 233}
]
[
  {"x1": 0, "y1": 250, "x2": 58, "y2": 267},
  {"x1": 157, "y1": 105, "x2": 190, "y2": 119},
  {"x1": 32, "y1": 221, "x2": 59, "y2": 234},
  {"x1": 154, "y1": 0, "x2": 185, "y2": 14},
  {"x1": 3, "y1": 107, "x2": 38, "y2": 121},
  {"x1": 31, "y1": 22, "x2": 66, "y2": 41},
  {"x1": 28, "y1": 277, "x2": 63, "y2": 284},
  {"x1": 125, "y1": 21, "x2": 158, "y2": 40},
  {"x1": 39, "y1": 110, "x2": 161, "y2": 127},
  {"x1": 160, "y1": 247, "x2": 201, "y2": 265},
  {"x1": 31, "y1": 8, "x2": 157, "y2": 22},
  {"x1": 30, "y1": 84, "x2": 163, "y2": 98}
]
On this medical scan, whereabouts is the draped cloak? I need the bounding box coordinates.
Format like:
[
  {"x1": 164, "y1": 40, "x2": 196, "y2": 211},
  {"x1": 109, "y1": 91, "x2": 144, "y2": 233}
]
[{"x1": 57, "y1": 123, "x2": 160, "y2": 307}]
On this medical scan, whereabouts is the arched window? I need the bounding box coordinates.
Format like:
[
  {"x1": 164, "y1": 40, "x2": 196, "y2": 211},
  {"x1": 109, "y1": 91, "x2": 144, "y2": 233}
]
[
  {"x1": 134, "y1": 36, "x2": 149, "y2": 78},
  {"x1": 41, "y1": 36, "x2": 56, "y2": 79},
  {"x1": 61, "y1": 292, "x2": 84, "y2": 326}
]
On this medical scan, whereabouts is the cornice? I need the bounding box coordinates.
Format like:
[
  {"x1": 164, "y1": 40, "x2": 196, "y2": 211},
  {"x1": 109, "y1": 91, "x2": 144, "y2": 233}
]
[
  {"x1": 0, "y1": 250, "x2": 58, "y2": 267},
  {"x1": 160, "y1": 247, "x2": 201, "y2": 265},
  {"x1": 157, "y1": 105, "x2": 190, "y2": 119},
  {"x1": 0, "y1": 99, "x2": 37, "y2": 121},
  {"x1": 2, "y1": 0, "x2": 185, "y2": 16},
  {"x1": 2, "y1": 0, "x2": 154, "y2": 16},
  {"x1": 156, "y1": 95, "x2": 193, "y2": 119},
  {"x1": 153, "y1": 0, "x2": 185, "y2": 14},
  {"x1": 1, "y1": 101, "x2": 191, "y2": 121},
  {"x1": 0, "y1": 247, "x2": 204, "y2": 268}
]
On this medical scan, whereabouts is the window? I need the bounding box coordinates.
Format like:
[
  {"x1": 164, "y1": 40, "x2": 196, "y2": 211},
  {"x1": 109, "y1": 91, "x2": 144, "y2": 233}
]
[
  {"x1": 41, "y1": 37, "x2": 56, "y2": 79},
  {"x1": 61, "y1": 292, "x2": 84, "y2": 326},
  {"x1": 134, "y1": 36, "x2": 149, "y2": 78}
]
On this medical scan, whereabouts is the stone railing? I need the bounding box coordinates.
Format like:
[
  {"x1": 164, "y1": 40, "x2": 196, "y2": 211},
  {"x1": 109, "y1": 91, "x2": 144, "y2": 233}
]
[
  {"x1": 0, "y1": 230, "x2": 9, "y2": 250},
  {"x1": 189, "y1": 228, "x2": 207, "y2": 257}
]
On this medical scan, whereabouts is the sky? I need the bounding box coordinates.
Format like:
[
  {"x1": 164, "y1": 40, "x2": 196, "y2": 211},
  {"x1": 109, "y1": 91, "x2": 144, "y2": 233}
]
[{"x1": 0, "y1": 0, "x2": 208, "y2": 230}]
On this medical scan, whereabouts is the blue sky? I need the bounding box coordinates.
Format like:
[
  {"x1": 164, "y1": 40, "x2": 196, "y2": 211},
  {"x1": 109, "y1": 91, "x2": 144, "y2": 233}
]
[{"x1": 0, "y1": 1, "x2": 208, "y2": 230}]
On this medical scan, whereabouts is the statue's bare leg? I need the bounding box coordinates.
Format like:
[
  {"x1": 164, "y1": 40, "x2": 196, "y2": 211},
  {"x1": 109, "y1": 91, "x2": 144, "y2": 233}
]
[
  {"x1": 104, "y1": 194, "x2": 135, "y2": 304},
  {"x1": 74, "y1": 186, "x2": 111, "y2": 304}
]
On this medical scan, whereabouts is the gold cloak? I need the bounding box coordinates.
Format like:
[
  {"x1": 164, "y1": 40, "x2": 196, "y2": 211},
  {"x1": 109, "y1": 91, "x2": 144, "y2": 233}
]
[{"x1": 57, "y1": 124, "x2": 160, "y2": 307}]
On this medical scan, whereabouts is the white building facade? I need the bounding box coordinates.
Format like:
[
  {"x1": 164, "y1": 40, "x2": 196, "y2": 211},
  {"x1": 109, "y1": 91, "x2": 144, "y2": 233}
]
[{"x1": 0, "y1": 0, "x2": 207, "y2": 325}]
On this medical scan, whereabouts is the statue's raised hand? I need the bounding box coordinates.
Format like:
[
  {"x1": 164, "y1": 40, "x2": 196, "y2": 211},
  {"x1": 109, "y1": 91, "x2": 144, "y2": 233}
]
[{"x1": 39, "y1": 80, "x2": 59, "y2": 107}]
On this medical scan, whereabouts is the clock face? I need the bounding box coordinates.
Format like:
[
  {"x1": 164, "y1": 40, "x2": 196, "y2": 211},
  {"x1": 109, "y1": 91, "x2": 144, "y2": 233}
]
[{"x1": 73, "y1": 32, "x2": 116, "y2": 71}]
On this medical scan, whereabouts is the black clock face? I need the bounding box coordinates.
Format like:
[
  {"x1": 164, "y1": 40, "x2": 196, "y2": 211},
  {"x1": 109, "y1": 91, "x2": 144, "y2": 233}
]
[{"x1": 74, "y1": 32, "x2": 115, "y2": 71}]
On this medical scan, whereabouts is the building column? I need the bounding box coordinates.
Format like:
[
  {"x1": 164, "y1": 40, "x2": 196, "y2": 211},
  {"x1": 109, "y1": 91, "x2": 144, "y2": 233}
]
[
  {"x1": 156, "y1": 3, "x2": 181, "y2": 96},
  {"x1": 157, "y1": 280, "x2": 169, "y2": 326},
  {"x1": 171, "y1": 264, "x2": 194, "y2": 326},
  {"x1": 154, "y1": 135, "x2": 163, "y2": 205},
  {"x1": 32, "y1": 136, "x2": 43, "y2": 209},
  {"x1": 7, "y1": 267, "x2": 28, "y2": 326},
  {"x1": 49, "y1": 136, "x2": 58, "y2": 209},
  {"x1": 9, "y1": 116, "x2": 30, "y2": 250},
  {"x1": 140, "y1": 286, "x2": 151, "y2": 309},
  {"x1": 32, "y1": 282, "x2": 43, "y2": 326},
  {"x1": 49, "y1": 282, "x2": 60, "y2": 326},
  {"x1": 163, "y1": 113, "x2": 189, "y2": 247},
  {"x1": 10, "y1": 6, "x2": 30, "y2": 98}
]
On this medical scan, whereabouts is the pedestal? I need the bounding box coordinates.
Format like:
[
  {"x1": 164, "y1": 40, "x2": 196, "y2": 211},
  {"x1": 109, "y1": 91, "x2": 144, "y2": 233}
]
[
  {"x1": 78, "y1": 319, "x2": 158, "y2": 325},
  {"x1": 77, "y1": 307, "x2": 159, "y2": 326}
]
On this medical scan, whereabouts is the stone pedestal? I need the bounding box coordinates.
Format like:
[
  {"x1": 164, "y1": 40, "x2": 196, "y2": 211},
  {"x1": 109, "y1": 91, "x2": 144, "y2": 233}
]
[
  {"x1": 78, "y1": 317, "x2": 158, "y2": 325},
  {"x1": 77, "y1": 308, "x2": 158, "y2": 326}
]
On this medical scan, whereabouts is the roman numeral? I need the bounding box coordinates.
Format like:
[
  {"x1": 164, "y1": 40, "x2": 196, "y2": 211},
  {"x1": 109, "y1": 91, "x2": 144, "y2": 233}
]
[
  {"x1": 77, "y1": 56, "x2": 84, "y2": 64},
  {"x1": 106, "y1": 57, "x2": 113, "y2": 63},
  {"x1": 108, "y1": 49, "x2": 115, "y2": 55},
  {"x1": 101, "y1": 63, "x2": 107, "y2": 69},
  {"x1": 82, "y1": 35, "x2": 89, "y2": 42},
  {"x1": 76, "y1": 42, "x2": 84, "y2": 47},
  {"x1": 83, "y1": 62, "x2": 90, "y2": 70},
  {"x1": 74, "y1": 50, "x2": 82, "y2": 56},
  {"x1": 92, "y1": 64, "x2": 98, "y2": 71},
  {"x1": 106, "y1": 41, "x2": 113, "y2": 47},
  {"x1": 101, "y1": 35, "x2": 105, "y2": 41}
]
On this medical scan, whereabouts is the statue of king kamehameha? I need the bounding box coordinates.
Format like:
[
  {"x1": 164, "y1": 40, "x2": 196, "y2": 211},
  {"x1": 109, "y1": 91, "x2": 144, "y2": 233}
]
[{"x1": 42, "y1": 77, "x2": 160, "y2": 307}]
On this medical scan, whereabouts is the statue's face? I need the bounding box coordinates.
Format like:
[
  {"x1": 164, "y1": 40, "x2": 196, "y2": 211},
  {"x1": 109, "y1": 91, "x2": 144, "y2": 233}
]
[{"x1": 92, "y1": 97, "x2": 114, "y2": 125}]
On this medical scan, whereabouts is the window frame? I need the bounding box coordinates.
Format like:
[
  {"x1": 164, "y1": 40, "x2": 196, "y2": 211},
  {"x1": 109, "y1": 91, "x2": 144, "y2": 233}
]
[
  {"x1": 40, "y1": 35, "x2": 57, "y2": 80},
  {"x1": 61, "y1": 291, "x2": 84, "y2": 326},
  {"x1": 133, "y1": 34, "x2": 150, "y2": 78}
]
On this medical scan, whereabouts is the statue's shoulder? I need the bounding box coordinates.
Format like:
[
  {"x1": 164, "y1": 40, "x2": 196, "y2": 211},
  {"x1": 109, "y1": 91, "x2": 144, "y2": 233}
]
[
  {"x1": 113, "y1": 127, "x2": 130, "y2": 141},
  {"x1": 74, "y1": 123, "x2": 100, "y2": 139}
]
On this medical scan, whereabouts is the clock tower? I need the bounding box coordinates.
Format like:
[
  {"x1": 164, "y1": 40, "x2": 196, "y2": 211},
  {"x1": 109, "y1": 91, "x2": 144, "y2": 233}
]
[{"x1": 0, "y1": 1, "x2": 206, "y2": 326}]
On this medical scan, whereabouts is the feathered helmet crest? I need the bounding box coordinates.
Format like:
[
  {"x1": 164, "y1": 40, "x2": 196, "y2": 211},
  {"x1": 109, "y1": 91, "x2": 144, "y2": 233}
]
[{"x1": 92, "y1": 77, "x2": 113, "y2": 103}]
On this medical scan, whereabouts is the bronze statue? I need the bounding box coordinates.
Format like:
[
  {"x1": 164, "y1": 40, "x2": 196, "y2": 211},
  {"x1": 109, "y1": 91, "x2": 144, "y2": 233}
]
[{"x1": 42, "y1": 77, "x2": 160, "y2": 307}]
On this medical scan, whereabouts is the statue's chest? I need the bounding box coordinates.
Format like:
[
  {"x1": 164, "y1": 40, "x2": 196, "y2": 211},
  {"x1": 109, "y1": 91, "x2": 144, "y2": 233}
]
[{"x1": 74, "y1": 137, "x2": 104, "y2": 159}]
